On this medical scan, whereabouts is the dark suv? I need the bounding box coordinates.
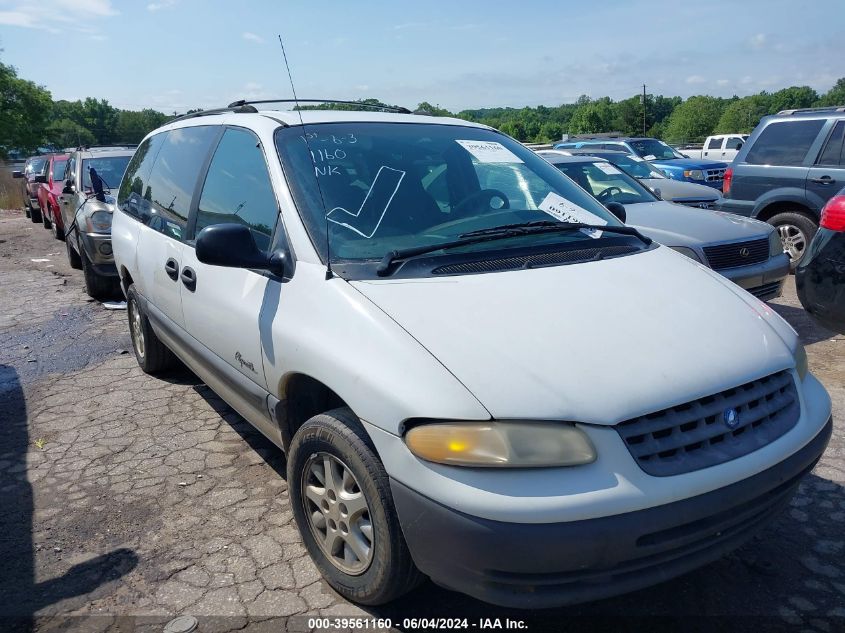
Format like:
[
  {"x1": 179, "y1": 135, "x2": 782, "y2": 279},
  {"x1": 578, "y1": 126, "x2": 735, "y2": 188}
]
[{"x1": 718, "y1": 106, "x2": 845, "y2": 268}]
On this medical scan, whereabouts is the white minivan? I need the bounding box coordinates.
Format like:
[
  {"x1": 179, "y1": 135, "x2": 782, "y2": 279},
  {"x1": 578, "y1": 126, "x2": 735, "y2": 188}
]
[{"x1": 111, "y1": 102, "x2": 832, "y2": 609}]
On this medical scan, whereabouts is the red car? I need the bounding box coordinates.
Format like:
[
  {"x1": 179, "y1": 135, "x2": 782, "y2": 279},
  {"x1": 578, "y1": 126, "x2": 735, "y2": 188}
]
[{"x1": 36, "y1": 153, "x2": 69, "y2": 240}]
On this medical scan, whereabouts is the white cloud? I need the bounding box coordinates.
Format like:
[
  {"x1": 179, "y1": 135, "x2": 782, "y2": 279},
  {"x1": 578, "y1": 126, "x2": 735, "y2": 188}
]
[
  {"x1": 0, "y1": 1, "x2": 116, "y2": 33},
  {"x1": 716, "y1": 78, "x2": 730, "y2": 86},
  {"x1": 392, "y1": 22, "x2": 429, "y2": 30},
  {"x1": 749, "y1": 33, "x2": 766, "y2": 49},
  {"x1": 242, "y1": 32, "x2": 264, "y2": 44},
  {"x1": 686, "y1": 75, "x2": 706, "y2": 84},
  {"x1": 147, "y1": 0, "x2": 177, "y2": 11}
]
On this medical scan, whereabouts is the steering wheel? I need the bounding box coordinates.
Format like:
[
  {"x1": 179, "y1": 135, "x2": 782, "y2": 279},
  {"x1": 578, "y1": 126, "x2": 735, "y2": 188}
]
[
  {"x1": 596, "y1": 186, "x2": 623, "y2": 202},
  {"x1": 452, "y1": 188, "x2": 510, "y2": 216}
]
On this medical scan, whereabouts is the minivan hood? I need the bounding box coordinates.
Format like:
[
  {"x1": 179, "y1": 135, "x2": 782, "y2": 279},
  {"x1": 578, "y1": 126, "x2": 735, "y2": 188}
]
[
  {"x1": 625, "y1": 201, "x2": 771, "y2": 247},
  {"x1": 351, "y1": 247, "x2": 794, "y2": 424}
]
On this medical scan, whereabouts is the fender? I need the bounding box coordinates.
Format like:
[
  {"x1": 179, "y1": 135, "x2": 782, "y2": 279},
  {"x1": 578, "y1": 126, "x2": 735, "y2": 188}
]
[{"x1": 752, "y1": 187, "x2": 817, "y2": 219}]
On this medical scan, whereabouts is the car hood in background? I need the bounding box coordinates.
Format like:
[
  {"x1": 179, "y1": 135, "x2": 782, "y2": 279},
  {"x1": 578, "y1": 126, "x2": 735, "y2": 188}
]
[
  {"x1": 625, "y1": 201, "x2": 770, "y2": 248},
  {"x1": 351, "y1": 247, "x2": 794, "y2": 424},
  {"x1": 650, "y1": 157, "x2": 728, "y2": 169},
  {"x1": 640, "y1": 178, "x2": 722, "y2": 202}
]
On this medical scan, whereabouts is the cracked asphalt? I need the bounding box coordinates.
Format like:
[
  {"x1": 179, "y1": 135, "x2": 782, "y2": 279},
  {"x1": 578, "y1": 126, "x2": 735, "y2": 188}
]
[{"x1": 0, "y1": 207, "x2": 843, "y2": 632}]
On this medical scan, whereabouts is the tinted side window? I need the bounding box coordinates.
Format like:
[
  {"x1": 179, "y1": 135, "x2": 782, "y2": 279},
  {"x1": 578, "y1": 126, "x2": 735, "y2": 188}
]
[
  {"x1": 745, "y1": 120, "x2": 825, "y2": 166},
  {"x1": 118, "y1": 134, "x2": 165, "y2": 222},
  {"x1": 707, "y1": 137, "x2": 723, "y2": 149},
  {"x1": 725, "y1": 137, "x2": 743, "y2": 150},
  {"x1": 195, "y1": 128, "x2": 278, "y2": 251},
  {"x1": 144, "y1": 126, "x2": 218, "y2": 240},
  {"x1": 816, "y1": 120, "x2": 845, "y2": 166}
]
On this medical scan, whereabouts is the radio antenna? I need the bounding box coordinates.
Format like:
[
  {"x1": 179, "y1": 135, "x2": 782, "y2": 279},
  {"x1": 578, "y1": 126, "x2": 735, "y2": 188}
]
[{"x1": 278, "y1": 34, "x2": 333, "y2": 280}]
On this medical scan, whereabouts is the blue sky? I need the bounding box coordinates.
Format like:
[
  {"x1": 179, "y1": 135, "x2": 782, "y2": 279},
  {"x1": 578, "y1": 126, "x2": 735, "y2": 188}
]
[{"x1": 1, "y1": 0, "x2": 843, "y2": 113}]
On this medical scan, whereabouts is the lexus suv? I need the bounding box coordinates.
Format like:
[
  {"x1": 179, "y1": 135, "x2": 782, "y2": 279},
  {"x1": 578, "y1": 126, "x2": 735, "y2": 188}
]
[
  {"x1": 112, "y1": 102, "x2": 832, "y2": 609},
  {"x1": 718, "y1": 106, "x2": 845, "y2": 269},
  {"x1": 59, "y1": 146, "x2": 134, "y2": 299}
]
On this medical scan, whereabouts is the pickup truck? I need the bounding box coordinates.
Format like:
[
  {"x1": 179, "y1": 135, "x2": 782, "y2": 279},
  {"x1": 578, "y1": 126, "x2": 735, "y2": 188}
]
[
  {"x1": 553, "y1": 136, "x2": 729, "y2": 189},
  {"x1": 680, "y1": 134, "x2": 749, "y2": 163}
]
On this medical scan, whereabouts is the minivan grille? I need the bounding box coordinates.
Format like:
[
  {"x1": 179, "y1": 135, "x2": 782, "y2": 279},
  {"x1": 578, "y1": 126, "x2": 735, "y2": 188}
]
[
  {"x1": 616, "y1": 370, "x2": 799, "y2": 477},
  {"x1": 431, "y1": 245, "x2": 639, "y2": 275},
  {"x1": 703, "y1": 238, "x2": 769, "y2": 270},
  {"x1": 705, "y1": 168, "x2": 726, "y2": 183}
]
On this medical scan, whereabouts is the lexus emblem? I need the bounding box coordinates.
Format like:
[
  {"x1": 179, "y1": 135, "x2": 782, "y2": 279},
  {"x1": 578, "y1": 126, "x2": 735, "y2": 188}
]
[{"x1": 739, "y1": 247, "x2": 750, "y2": 257}]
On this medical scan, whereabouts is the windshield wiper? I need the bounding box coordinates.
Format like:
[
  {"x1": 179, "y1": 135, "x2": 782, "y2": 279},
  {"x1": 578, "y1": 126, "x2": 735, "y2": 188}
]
[{"x1": 376, "y1": 222, "x2": 651, "y2": 276}]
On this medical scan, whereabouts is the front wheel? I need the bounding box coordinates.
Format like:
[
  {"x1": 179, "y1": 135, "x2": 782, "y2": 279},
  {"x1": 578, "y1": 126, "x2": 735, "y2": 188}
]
[
  {"x1": 80, "y1": 243, "x2": 114, "y2": 300},
  {"x1": 65, "y1": 233, "x2": 82, "y2": 269},
  {"x1": 768, "y1": 211, "x2": 818, "y2": 271},
  {"x1": 30, "y1": 203, "x2": 42, "y2": 224},
  {"x1": 41, "y1": 206, "x2": 52, "y2": 229},
  {"x1": 288, "y1": 408, "x2": 424, "y2": 605}
]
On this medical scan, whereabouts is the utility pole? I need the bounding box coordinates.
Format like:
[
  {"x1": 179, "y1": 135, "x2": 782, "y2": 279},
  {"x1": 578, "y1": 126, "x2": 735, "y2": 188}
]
[{"x1": 642, "y1": 84, "x2": 647, "y2": 136}]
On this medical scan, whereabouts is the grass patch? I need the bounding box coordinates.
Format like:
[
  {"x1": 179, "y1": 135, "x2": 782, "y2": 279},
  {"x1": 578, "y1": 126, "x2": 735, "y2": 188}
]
[{"x1": 0, "y1": 163, "x2": 25, "y2": 209}]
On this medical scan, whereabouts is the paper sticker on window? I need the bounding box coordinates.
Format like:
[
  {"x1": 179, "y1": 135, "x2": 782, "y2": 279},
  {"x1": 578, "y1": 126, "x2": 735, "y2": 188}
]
[
  {"x1": 629, "y1": 155, "x2": 644, "y2": 162},
  {"x1": 456, "y1": 140, "x2": 523, "y2": 164},
  {"x1": 538, "y1": 192, "x2": 608, "y2": 239},
  {"x1": 594, "y1": 162, "x2": 621, "y2": 175},
  {"x1": 643, "y1": 154, "x2": 656, "y2": 161}
]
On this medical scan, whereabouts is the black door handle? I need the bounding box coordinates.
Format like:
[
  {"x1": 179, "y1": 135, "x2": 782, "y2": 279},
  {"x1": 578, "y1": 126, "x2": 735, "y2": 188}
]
[
  {"x1": 181, "y1": 266, "x2": 197, "y2": 292},
  {"x1": 164, "y1": 258, "x2": 179, "y2": 281},
  {"x1": 810, "y1": 176, "x2": 835, "y2": 185}
]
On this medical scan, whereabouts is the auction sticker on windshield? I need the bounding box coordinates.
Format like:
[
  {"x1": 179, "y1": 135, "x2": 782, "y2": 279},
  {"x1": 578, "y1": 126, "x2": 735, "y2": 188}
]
[
  {"x1": 456, "y1": 140, "x2": 523, "y2": 163},
  {"x1": 594, "y1": 162, "x2": 621, "y2": 175},
  {"x1": 538, "y1": 192, "x2": 607, "y2": 238}
]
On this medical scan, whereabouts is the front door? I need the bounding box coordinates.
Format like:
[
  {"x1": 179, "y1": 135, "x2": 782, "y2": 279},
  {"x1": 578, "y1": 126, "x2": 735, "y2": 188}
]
[{"x1": 806, "y1": 119, "x2": 845, "y2": 211}]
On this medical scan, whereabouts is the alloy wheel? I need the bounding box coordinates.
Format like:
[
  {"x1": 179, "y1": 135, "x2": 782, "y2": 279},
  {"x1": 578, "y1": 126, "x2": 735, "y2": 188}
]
[
  {"x1": 777, "y1": 223, "x2": 806, "y2": 263},
  {"x1": 129, "y1": 299, "x2": 145, "y2": 359},
  {"x1": 302, "y1": 452, "x2": 374, "y2": 575}
]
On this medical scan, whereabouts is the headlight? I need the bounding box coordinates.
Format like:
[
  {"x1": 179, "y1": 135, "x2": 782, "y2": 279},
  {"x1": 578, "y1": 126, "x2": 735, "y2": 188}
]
[
  {"x1": 683, "y1": 169, "x2": 705, "y2": 181},
  {"x1": 405, "y1": 421, "x2": 596, "y2": 468},
  {"x1": 769, "y1": 229, "x2": 784, "y2": 257},
  {"x1": 669, "y1": 246, "x2": 703, "y2": 263},
  {"x1": 794, "y1": 343, "x2": 808, "y2": 381},
  {"x1": 86, "y1": 210, "x2": 112, "y2": 233}
]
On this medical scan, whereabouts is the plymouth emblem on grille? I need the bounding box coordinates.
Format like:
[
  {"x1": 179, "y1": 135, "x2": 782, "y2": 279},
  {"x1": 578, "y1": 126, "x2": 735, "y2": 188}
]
[
  {"x1": 723, "y1": 407, "x2": 740, "y2": 428},
  {"x1": 739, "y1": 247, "x2": 750, "y2": 257}
]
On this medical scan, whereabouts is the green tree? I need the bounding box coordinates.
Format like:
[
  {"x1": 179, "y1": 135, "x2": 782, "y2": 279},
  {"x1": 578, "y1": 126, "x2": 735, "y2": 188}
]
[
  {"x1": 818, "y1": 78, "x2": 845, "y2": 106},
  {"x1": 44, "y1": 118, "x2": 96, "y2": 149},
  {"x1": 415, "y1": 101, "x2": 453, "y2": 117},
  {"x1": 715, "y1": 95, "x2": 772, "y2": 133},
  {"x1": 664, "y1": 96, "x2": 726, "y2": 144},
  {"x1": 0, "y1": 58, "x2": 53, "y2": 157},
  {"x1": 568, "y1": 98, "x2": 615, "y2": 135},
  {"x1": 116, "y1": 109, "x2": 169, "y2": 143},
  {"x1": 769, "y1": 86, "x2": 818, "y2": 113}
]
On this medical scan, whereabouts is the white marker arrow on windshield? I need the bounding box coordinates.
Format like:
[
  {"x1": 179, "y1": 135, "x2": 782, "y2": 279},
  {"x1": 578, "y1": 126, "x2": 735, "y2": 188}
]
[{"x1": 326, "y1": 166, "x2": 405, "y2": 238}]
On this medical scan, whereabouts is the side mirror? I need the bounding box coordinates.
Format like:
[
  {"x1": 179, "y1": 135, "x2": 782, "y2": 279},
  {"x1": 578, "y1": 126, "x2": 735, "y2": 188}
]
[
  {"x1": 34, "y1": 174, "x2": 47, "y2": 184},
  {"x1": 652, "y1": 187, "x2": 662, "y2": 199},
  {"x1": 12, "y1": 170, "x2": 23, "y2": 179},
  {"x1": 735, "y1": 142, "x2": 743, "y2": 150},
  {"x1": 605, "y1": 201, "x2": 626, "y2": 223},
  {"x1": 195, "y1": 223, "x2": 289, "y2": 277},
  {"x1": 63, "y1": 179, "x2": 74, "y2": 195}
]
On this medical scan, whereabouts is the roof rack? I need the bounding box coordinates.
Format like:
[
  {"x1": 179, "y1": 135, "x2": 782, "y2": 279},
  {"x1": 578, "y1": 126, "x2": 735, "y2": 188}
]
[
  {"x1": 169, "y1": 103, "x2": 259, "y2": 123},
  {"x1": 777, "y1": 105, "x2": 845, "y2": 115},
  {"x1": 76, "y1": 144, "x2": 138, "y2": 151},
  {"x1": 228, "y1": 98, "x2": 412, "y2": 114}
]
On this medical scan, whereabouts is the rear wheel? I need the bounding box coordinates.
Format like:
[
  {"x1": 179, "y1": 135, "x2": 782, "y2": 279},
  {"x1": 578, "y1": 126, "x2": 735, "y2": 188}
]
[
  {"x1": 80, "y1": 242, "x2": 114, "y2": 300},
  {"x1": 65, "y1": 233, "x2": 82, "y2": 269},
  {"x1": 24, "y1": 204, "x2": 31, "y2": 219},
  {"x1": 127, "y1": 284, "x2": 173, "y2": 374},
  {"x1": 30, "y1": 203, "x2": 42, "y2": 224},
  {"x1": 50, "y1": 207, "x2": 65, "y2": 240},
  {"x1": 41, "y1": 205, "x2": 52, "y2": 229},
  {"x1": 767, "y1": 211, "x2": 818, "y2": 271},
  {"x1": 288, "y1": 408, "x2": 424, "y2": 605}
]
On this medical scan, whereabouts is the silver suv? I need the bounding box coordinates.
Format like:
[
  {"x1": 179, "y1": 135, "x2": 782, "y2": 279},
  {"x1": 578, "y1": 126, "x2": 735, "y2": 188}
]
[{"x1": 59, "y1": 146, "x2": 134, "y2": 299}]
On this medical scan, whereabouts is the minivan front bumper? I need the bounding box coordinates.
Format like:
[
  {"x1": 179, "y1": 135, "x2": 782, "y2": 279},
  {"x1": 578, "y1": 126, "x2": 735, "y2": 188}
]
[{"x1": 391, "y1": 416, "x2": 831, "y2": 609}]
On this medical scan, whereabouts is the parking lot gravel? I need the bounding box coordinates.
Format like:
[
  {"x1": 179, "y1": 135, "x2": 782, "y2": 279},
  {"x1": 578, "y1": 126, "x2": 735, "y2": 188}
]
[{"x1": 0, "y1": 207, "x2": 843, "y2": 632}]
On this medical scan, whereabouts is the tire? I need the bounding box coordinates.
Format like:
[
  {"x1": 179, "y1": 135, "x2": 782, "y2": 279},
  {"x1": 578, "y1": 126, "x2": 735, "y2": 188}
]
[
  {"x1": 30, "y1": 203, "x2": 42, "y2": 224},
  {"x1": 24, "y1": 205, "x2": 31, "y2": 219},
  {"x1": 767, "y1": 211, "x2": 818, "y2": 272},
  {"x1": 41, "y1": 205, "x2": 52, "y2": 229},
  {"x1": 50, "y1": 207, "x2": 65, "y2": 241},
  {"x1": 288, "y1": 408, "x2": 424, "y2": 605},
  {"x1": 65, "y1": 232, "x2": 82, "y2": 269},
  {"x1": 80, "y1": 242, "x2": 114, "y2": 301},
  {"x1": 126, "y1": 284, "x2": 174, "y2": 374}
]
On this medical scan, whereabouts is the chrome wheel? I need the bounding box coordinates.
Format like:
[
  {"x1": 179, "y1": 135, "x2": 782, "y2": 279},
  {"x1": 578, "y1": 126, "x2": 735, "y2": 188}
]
[
  {"x1": 777, "y1": 223, "x2": 807, "y2": 263},
  {"x1": 302, "y1": 452, "x2": 373, "y2": 575},
  {"x1": 129, "y1": 299, "x2": 145, "y2": 359}
]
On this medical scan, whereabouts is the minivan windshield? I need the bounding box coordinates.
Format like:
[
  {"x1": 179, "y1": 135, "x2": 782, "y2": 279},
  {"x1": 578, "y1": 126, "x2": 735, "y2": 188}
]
[
  {"x1": 275, "y1": 123, "x2": 622, "y2": 263},
  {"x1": 552, "y1": 161, "x2": 658, "y2": 205},
  {"x1": 628, "y1": 139, "x2": 686, "y2": 160}
]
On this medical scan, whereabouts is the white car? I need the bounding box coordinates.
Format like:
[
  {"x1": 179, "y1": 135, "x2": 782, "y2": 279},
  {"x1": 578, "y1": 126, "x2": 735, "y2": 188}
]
[
  {"x1": 680, "y1": 134, "x2": 749, "y2": 163},
  {"x1": 112, "y1": 103, "x2": 832, "y2": 609}
]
